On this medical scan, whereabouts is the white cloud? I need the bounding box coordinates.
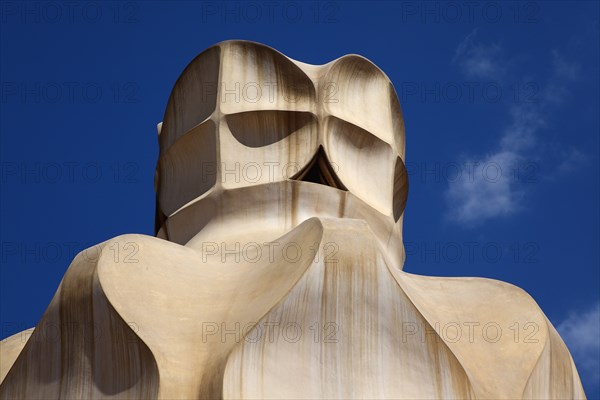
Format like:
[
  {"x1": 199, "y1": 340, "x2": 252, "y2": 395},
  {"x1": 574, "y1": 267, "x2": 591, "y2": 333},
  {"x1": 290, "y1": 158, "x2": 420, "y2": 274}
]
[
  {"x1": 552, "y1": 50, "x2": 580, "y2": 81},
  {"x1": 557, "y1": 148, "x2": 590, "y2": 174},
  {"x1": 446, "y1": 37, "x2": 586, "y2": 226},
  {"x1": 557, "y1": 302, "x2": 600, "y2": 391},
  {"x1": 445, "y1": 150, "x2": 524, "y2": 225},
  {"x1": 453, "y1": 29, "x2": 505, "y2": 80},
  {"x1": 545, "y1": 50, "x2": 581, "y2": 105},
  {"x1": 445, "y1": 103, "x2": 544, "y2": 225},
  {"x1": 500, "y1": 105, "x2": 545, "y2": 152}
]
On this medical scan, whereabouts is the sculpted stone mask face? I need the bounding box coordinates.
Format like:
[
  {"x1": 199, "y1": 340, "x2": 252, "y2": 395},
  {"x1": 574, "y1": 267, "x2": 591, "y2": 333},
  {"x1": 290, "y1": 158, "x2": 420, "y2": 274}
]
[
  {"x1": 0, "y1": 40, "x2": 586, "y2": 400},
  {"x1": 155, "y1": 40, "x2": 409, "y2": 267}
]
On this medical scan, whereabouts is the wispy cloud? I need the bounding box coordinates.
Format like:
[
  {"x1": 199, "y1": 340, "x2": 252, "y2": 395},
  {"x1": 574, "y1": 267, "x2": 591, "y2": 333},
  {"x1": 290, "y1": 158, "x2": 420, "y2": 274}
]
[
  {"x1": 545, "y1": 50, "x2": 581, "y2": 105},
  {"x1": 499, "y1": 105, "x2": 545, "y2": 152},
  {"x1": 446, "y1": 35, "x2": 586, "y2": 226},
  {"x1": 557, "y1": 302, "x2": 600, "y2": 392},
  {"x1": 445, "y1": 98, "x2": 545, "y2": 225},
  {"x1": 552, "y1": 49, "x2": 580, "y2": 81},
  {"x1": 557, "y1": 148, "x2": 590, "y2": 174},
  {"x1": 453, "y1": 29, "x2": 506, "y2": 80},
  {"x1": 445, "y1": 151, "x2": 524, "y2": 225}
]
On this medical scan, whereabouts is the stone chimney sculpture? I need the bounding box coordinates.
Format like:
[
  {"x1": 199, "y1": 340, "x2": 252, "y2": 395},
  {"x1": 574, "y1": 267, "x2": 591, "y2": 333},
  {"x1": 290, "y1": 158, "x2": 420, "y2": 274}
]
[{"x1": 0, "y1": 41, "x2": 586, "y2": 399}]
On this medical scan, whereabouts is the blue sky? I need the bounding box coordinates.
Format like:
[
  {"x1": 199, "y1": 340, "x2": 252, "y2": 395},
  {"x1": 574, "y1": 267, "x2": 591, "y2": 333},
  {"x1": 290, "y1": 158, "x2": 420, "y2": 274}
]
[{"x1": 1, "y1": 1, "x2": 598, "y2": 397}]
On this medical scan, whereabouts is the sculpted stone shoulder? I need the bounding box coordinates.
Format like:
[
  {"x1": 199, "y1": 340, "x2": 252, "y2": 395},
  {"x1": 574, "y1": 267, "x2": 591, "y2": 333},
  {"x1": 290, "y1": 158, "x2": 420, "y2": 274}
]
[
  {"x1": 394, "y1": 272, "x2": 586, "y2": 399},
  {"x1": 0, "y1": 223, "x2": 585, "y2": 399},
  {"x1": 0, "y1": 41, "x2": 586, "y2": 399}
]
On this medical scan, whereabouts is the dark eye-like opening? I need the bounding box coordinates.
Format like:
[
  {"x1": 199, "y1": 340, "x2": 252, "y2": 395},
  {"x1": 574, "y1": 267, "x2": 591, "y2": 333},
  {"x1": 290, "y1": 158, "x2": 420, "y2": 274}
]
[
  {"x1": 291, "y1": 146, "x2": 347, "y2": 191},
  {"x1": 393, "y1": 156, "x2": 408, "y2": 222},
  {"x1": 227, "y1": 110, "x2": 314, "y2": 148}
]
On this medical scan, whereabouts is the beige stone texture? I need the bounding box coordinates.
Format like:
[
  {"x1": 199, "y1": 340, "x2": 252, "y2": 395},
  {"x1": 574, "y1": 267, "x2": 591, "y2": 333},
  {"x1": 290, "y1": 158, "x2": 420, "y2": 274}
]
[{"x1": 0, "y1": 41, "x2": 585, "y2": 399}]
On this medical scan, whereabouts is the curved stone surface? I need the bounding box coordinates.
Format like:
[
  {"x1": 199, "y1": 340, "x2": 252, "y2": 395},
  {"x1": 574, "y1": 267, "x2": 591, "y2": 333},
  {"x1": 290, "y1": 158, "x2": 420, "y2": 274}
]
[
  {"x1": 154, "y1": 41, "x2": 408, "y2": 241},
  {"x1": 0, "y1": 40, "x2": 585, "y2": 399},
  {"x1": 0, "y1": 245, "x2": 160, "y2": 399},
  {"x1": 0, "y1": 328, "x2": 33, "y2": 384}
]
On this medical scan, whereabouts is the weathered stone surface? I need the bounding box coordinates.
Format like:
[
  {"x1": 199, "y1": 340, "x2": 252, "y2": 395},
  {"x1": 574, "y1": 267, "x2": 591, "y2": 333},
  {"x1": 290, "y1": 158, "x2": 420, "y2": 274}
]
[{"x1": 0, "y1": 41, "x2": 585, "y2": 399}]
